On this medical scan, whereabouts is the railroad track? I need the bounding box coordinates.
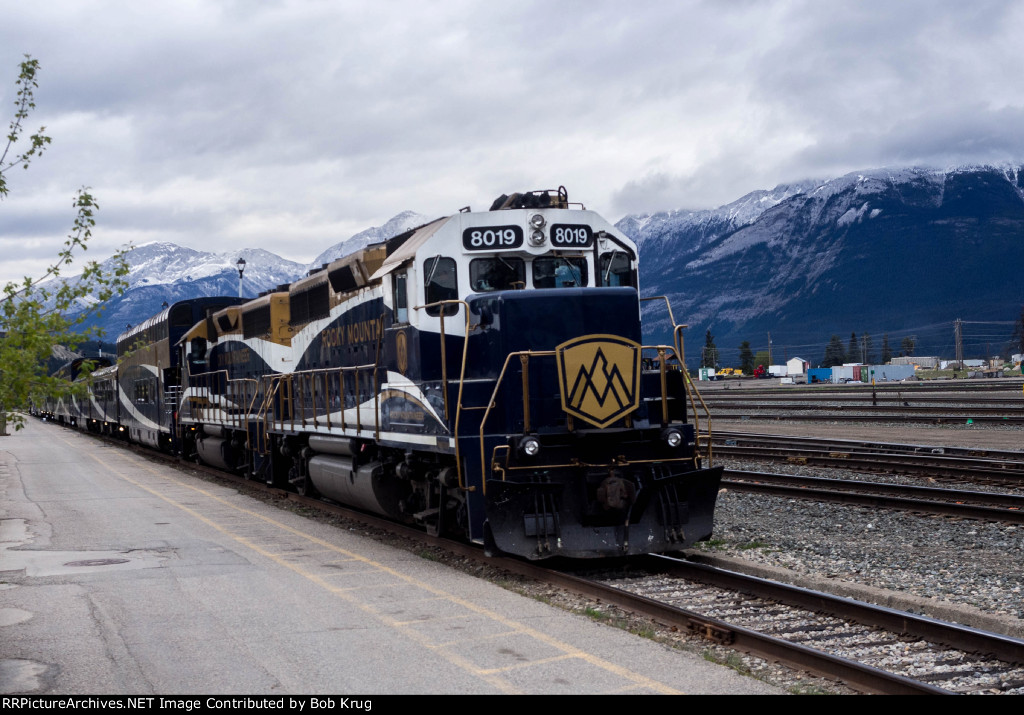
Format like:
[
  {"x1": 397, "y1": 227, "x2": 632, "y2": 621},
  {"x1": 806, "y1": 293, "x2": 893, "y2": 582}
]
[
  {"x1": 700, "y1": 383, "x2": 1024, "y2": 423},
  {"x1": 582, "y1": 556, "x2": 1024, "y2": 694},
  {"x1": 711, "y1": 430, "x2": 1024, "y2": 459},
  {"x1": 721, "y1": 470, "x2": 1024, "y2": 524},
  {"x1": 705, "y1": 393, "x2": 1024, "y2": 406},
  {"x1": 710, "y1": 432, "x2": 1024, "y2": 485},
  {"x1": 702, "y1": 380, "x2": 1024, "y2": 395},
  {"x1": 708, "y1": 403, "x2": 1022, "y2": 415},
  {"x1": 66, "y1": 423, "x2": 1024, "y2": 694},
  {"x1": 711, "y1": 411, "x2": 1024, "y2": 424}
]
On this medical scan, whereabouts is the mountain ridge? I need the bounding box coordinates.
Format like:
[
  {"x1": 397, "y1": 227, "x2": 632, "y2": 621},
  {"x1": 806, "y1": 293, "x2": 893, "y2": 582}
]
[
  {"x1": 46, "y1": 163, "x2": 1024, "y2": 363},
  {"x1": 618, "y1": 164, "x2": 1024, "y2": 364}
]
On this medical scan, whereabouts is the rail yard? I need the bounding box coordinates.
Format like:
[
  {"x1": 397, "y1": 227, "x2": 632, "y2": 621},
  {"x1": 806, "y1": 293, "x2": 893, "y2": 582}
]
[
  {"x1": 680, "y1": 376, "x2": 1024, "y2": 692},
  {"x1": 9, "y1": 375, "x2": 1024, "y2": 694},
  {"x1": 698, "y1": 377, "x2": 1024, "y2": 424}
]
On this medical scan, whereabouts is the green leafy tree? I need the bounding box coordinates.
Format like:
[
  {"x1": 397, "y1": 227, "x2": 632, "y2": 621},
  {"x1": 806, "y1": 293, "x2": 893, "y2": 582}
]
[
  {"x1": 753, "y1": 349, "x2": 770, "y2": 370},
  {"x1": 882, "y1": 334, "x2": 893, "y2": 364},
  {"x1": 847, "y1": 332, "x2": 858, "y2": 363},
  {"x1": 738, "y1": 340, "x2": 754, "y2": 374},
  {"x1": 0, "y1": 56, "x2": 130, "y2": 434}
]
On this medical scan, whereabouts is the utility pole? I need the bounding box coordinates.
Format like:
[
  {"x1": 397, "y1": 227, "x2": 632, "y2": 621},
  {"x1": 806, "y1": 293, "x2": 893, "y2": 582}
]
[
  {"x1": 954, "y1": 318, "x2": 964, "y2": 371},
  {"x1": 767, "y1": 332, "x2": 773, "y2": 366}
]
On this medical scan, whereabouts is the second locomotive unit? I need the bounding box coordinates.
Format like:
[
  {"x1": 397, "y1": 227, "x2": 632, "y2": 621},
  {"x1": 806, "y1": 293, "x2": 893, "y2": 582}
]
[{"x1": 173, "y1": 187, "x2": 722, "y2": 559}]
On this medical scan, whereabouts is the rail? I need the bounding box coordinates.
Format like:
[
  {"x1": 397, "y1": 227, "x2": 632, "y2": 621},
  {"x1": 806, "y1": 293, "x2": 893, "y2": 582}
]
[{"x1": 185, "y1": 362, "x2": 385, "y2": 451}]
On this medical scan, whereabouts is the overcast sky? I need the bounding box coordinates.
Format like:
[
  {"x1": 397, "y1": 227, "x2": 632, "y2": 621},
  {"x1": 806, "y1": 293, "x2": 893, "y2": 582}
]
[{"x1": 1, "y1": 0, "x2": 1022, "y2": 284}]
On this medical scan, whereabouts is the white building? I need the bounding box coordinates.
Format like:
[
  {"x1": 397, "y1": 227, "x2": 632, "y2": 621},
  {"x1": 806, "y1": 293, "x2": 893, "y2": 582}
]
[{"x1": 786, "y1": 357, "x2": 809, "y2": 376}]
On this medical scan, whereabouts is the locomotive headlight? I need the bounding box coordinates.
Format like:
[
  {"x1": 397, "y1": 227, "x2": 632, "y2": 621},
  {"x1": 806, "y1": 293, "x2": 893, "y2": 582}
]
[
  {"x1": 529, "y1": 229, "x2": 546, "y2": 246},
  {"x1": 519, "y1": 436, "x2": 541, "y2": 457},
  {"x1": 662, "y1": 427, "x2": 683, "y2": 448},
  {"x1": 529, "y1": 213, "x2": 546, "y2": 229}
]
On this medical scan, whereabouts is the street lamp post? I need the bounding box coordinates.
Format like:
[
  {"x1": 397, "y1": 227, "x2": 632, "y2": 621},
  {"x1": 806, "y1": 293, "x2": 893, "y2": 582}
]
[{"x1": 236, "y1": 258, "x2": 246, "y2": 298}]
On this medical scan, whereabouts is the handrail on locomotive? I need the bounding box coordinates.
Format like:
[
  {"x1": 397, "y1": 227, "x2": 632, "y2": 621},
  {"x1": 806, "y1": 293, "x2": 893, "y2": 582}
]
[
  {"x1": 412, "y1": 297, "x2": 474, "y2": 491},
  {"x1": 639, "y1": 295, "x2": 714, "y2": 465},
  {"x1": 183, "y1": 293, "x2": 714, "y2": 493},
  {"x1": 416, "y1": 294, "x2": 715, "y2": 496}
]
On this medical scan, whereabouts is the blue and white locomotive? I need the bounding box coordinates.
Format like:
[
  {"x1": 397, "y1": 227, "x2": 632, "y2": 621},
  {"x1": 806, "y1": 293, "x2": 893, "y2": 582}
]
[
  {"x1": 174, "y1": 188, "x2": 722, "y2": 559},
  {"x1": 42, "y1": 188, "x2": 721, "y2": 559}
]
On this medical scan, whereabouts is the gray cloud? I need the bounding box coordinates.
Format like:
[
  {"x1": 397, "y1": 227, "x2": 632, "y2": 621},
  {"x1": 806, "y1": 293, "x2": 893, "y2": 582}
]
[{"x1": 1, "y1": 1, "x2": 1022, "y2": 283}]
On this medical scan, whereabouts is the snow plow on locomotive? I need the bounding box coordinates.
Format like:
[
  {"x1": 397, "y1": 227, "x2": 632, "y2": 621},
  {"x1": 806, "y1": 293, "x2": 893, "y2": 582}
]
[{"x1": 174, "y1": 188, "x2": 722, "y2": 559}]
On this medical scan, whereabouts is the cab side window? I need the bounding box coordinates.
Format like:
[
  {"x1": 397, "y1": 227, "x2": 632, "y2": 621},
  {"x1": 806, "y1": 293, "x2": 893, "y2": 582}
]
[
  {"x1": 392, "y1": 270, "x2": 409, "y2": 323},
  {"x1": 599, "y1": 252, "x2": 636, "y2": 287},
  {"x1": 424, "y1": 257, "x2": 458, "y2": 316}
]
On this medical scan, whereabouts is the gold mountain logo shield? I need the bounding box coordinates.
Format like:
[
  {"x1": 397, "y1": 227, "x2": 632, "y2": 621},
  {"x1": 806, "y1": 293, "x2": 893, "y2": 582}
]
[
  {"x1": 555, "y1": 334, "x2": 641, "y2": 428},
  {"x1": 396, "y1": 330, "x2": 408, "y2": 374}
]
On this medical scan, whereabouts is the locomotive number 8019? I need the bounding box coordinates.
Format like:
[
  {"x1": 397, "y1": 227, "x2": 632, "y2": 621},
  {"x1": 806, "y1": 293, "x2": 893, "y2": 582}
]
[
  {"x1": 42, "y1": 187, "x2": 722, "y2": 561},
  {"x1": 462, "y1": 226, "x2": 524, "y2": 250}
]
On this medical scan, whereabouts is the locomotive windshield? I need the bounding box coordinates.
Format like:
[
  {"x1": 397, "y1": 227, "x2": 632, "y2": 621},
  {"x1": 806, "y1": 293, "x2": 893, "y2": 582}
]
[
  {"x1": 532, "y1": 256, "x2": 587, "y2": 288},
  {"x1": 469, "y1": 256, "x2": 525, "y2": 292}
]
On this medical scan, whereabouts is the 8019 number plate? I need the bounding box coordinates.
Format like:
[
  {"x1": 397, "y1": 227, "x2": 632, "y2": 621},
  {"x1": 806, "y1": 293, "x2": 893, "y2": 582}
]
[{"x1": 463, "y1": 226, "x2": 524, "y2": 250}]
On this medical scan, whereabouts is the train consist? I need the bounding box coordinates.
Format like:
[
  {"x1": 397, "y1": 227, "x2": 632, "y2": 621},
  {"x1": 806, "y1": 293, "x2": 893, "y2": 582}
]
[{"x1": 37, "y1": 188, "x2": 722, "y2": 559}]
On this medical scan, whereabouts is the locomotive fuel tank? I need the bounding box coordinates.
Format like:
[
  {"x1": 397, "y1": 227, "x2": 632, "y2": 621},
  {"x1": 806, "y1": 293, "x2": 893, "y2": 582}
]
[{"x1": 305, "y1": 436, "x2": 411, "y2": 519}]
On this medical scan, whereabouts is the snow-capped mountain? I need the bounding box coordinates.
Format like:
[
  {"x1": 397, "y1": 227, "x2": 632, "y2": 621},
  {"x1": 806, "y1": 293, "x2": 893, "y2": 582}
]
[
  {"x1": 616, "y1": 180, "x2": 818, "y2": 255},
  {"x1": 56, "y1": 166, "x2": 1024, "y2": 363},
  {"x1": 619, "y1": 165, "x2": 1024, "y2": 364},
  {"x1": 69, "y1": 213, "x2": 425, "y2": 341},
  {"x1": 118, "y1": 242, "x2": 305, "y2": 290},
  {"x1": 66, "y1": 242, "x2": 306, "y2": 341},
  {"x1": 307, "y1": 211, "x2": 429, "y2": 271}
]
